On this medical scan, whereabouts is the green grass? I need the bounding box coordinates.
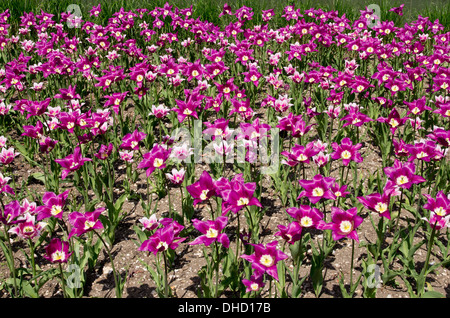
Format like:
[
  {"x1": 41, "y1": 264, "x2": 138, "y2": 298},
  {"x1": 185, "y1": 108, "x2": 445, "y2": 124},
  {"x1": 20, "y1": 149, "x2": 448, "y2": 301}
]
[{"x1": 0, "y1": 0, "x2": 449, "y2": 30}]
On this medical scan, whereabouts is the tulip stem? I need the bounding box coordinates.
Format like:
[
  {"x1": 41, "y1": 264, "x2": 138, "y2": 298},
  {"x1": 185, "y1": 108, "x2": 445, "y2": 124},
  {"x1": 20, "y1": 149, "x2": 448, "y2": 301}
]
[
  {"x1": 395, "y1": 188, "x2": 404, "y2": 232},
  {"x1": 58, "y1": 263, "x2": 67, "y2": 298}
]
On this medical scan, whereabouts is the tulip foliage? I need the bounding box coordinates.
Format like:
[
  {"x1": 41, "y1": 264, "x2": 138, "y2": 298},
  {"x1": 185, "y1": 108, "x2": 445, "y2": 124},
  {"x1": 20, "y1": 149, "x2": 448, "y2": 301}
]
[{"x1": 0, "y1": 1, "x2": 449, "y2": 299}]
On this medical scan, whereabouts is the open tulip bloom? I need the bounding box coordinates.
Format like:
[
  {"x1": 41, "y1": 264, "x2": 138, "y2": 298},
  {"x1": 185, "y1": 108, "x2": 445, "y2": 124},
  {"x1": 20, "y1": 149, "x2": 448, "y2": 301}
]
[
  {"x1": 189, "y1": 216, "x2": 230, "y2": 248},
  {"x1": 186, "y1": 170, "x2": 217, "y2": 206},
  {"x1": 241, "y1": 240, "x2": 288, "y2": 281},
  {"x1": 44, "y1": 238, "x2": 72, "y2": 264},
  {"x1": 54, "y1": 147, "x2": 92, "y2": 180},
  {"x1": 331, "y1": 137, "x2": 363, "y2": 166},
  {"x1": 322, "y1": 207, "x2": 363, "y2": 242},
  {"x1": 383, "y1": 159, "x2": 426, "y2": 190},
  {"x1": 139, "y1": 222, "x2": 186, "y2": 255},
  {"x1": 67, "y1": 208, "x2": 105, "y2": 238},
  {"x1": 297, "y1": 174, "x2": 337, "y2": 204}
]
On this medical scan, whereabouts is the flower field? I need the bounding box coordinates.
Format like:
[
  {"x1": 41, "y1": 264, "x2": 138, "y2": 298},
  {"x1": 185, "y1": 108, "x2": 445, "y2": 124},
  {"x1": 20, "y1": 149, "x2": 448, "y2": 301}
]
[{"x1": 0, "y1": 0, "x2": 449, "y2": 299}]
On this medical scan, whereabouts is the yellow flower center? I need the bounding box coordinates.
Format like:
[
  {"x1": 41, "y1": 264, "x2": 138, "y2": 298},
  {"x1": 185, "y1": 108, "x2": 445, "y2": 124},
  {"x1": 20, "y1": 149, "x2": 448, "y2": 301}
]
[
  {"x1": 52, "y1": 251, "x2": 65, "y2": 261},
  {"x1": 300, "y1": 216, "x2": 313, "y2": 227},
  {"x1": 260, "y1": 254, "x2": 274, "y2": 267},
  {"x1": 375, "y1": 202, "x2": 387, "y2": 213},
  {"x1": 339, "y1": 220, "x2": 353, "y2": 233},
  {"x1": 153, "y1": 158, "x2": 164, "y2": 168},
  {"x1": 51, "y1": 205, "x2": 62, "y2": 216},
  {"x1": 396, "y1": 175, "x2": 409, "y2": 185},
  {"x1": 237, "y1": 197, "x2": 249, "y2": 206},
  {"x1": 200, "y1": 189, "x2": 209, "y2": 200},
  {"x1": 435, "y1": 207, "x2": 446, "y2": 216},
  {"x1": 312, "y1": 187, "x2": 324, "y2": 197},
  {"x1": 341, "y1": 150, "x2": 352, "y2": 160},
  {"x1": 206, "y1": 228, "x2": 218, "y2": 238}
]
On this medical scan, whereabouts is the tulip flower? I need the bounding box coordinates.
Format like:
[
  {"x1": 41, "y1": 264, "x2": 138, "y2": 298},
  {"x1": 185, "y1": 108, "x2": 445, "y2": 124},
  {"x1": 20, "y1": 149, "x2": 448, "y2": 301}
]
[
  {"x1": 297, "y1": 174, "x2": 337, "y2": 204},
  {"x1": 423, "y1": 191, "x2": 450, "y2": 217},
  {"x1": 274, "y1": 221, "x2": 303, "y2": 244},
  {"x1": 8, "y1": 213, "x2": 46, "y2": 240},
  {"x1": 120, "y1": 129, "x2": 147, "y2": 151},
  {"x1": 357, "y1": 192, "x2": 392, "y2": 219},
  {"x1": 383, "y1": 159, "x2": 426, "y2": 190},
  {"x1": 67, "y1": 208, "x2": 105, "y2": 238},
  {"x1": 43, "y1": 238, "x2": 72, "y2": 263},
  {"x1": 137, "y1": 144, "x2": 171, "y2": 177},
  {"x1": 189, "y1": 216, "x2": 230, "y2": 248},
  {"x1": 322, "y1": 207, "x2": 363, "y2": 242},
  {"x1": 331, "y1": 137, "x2": 363, "y2": 166},
  {"x1": 287, "y1": 205, "x2": 325, "y2": 231},
  {"x1": 166, "y1": 168, "x2": 185, "y2": 185},
  {"x1": 241, "y1": 240, "x2": 288, "y2": 281},
  {"x1": 54, "y1": 147, "x2": 92, "y2": 180},
  {"x1": 138, "y1": 222, "x2": 186, "y2": 255},
  {"x1": 186, "y1": 170, "x2": 217, "y2": 206},
  {"x1": 36, "y1": 190, "x2": 70, "y2": 221}
]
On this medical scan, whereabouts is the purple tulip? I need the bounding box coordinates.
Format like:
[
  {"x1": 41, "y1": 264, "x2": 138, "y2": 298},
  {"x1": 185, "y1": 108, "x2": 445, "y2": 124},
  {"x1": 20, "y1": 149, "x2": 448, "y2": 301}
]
[
  {"x1": 297, "y1": 174, "x2": 337, "y2": 204},
  {"x1": 241, "y1": 240, "x2": 288, "y2": 281},
  {"x1": 0, "y1": 200, "x2": 25, "y2": 225},
  {"x1": 423, "y1": 191, "x2": 450, "y2": 217},
  {"x1": 54, "y1": 147, "x2": 92, "y2": 180},
  {"x1": 8, "y1": 213, "x2": 46, "y2": 240},
  {"x1": 186, "y1": 170, "x2": 217, "y2": 206},
  {"x1": 242, "y1": 271, "x2": 265, "y2": 293},
  {"x1": 44, "y1": 238, "x2": 72, "y2": 263},
  {"x1": 274, "y1": 221, "x2": 303, "y2": 244},
  {"x1": 36, "y1": 190, "x2": 70, "y2": 221},
  {"x1": 137, "y1": 143, "x2": 171, "y2": 177},
  {"x1": 67, "y1": 208, "x2": 105, "y2": 238},
  {"x1": 286, "y1": 205, "x2": 326, "y2": 229},
  {"x1": 331, "y1": 137, "x2": 363, "y2": 166},
  {"x1": 383, "y1": 159, "x2": 426, "y2": 189},
  {"x1": 189, "y1": 216, "x2": 230, "y2": 248},
  {"x1": 120, "y1": 129, "x2": 147, "y2": 151},
  {"x1": 357, "y1": 192, "x2": 391, "y2": 219},
  {"x1": 322, "y1": 207, "x2": 363, "y2": 242},
  {"x1": 138, "y1": 222, "x2": 186, "y2": 255}
]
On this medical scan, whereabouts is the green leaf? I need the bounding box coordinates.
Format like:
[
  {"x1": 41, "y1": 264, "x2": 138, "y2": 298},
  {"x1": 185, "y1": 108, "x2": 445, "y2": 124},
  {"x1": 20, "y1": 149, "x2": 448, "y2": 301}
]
[
  {"x1": 422, "y1": 290, "x2": 445, "y2": 298},
  {"x1": 29, "y1": 172, "x2": 46, "y2": 183}
]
